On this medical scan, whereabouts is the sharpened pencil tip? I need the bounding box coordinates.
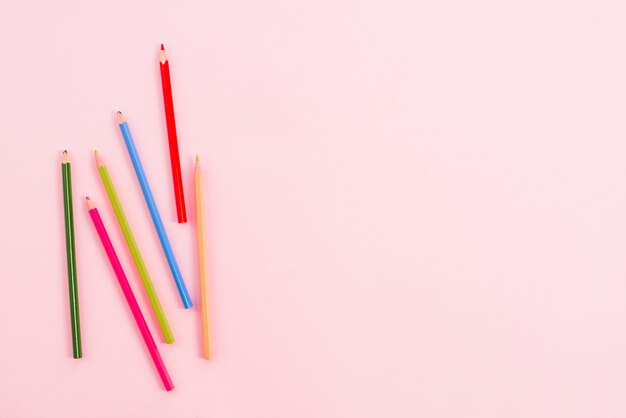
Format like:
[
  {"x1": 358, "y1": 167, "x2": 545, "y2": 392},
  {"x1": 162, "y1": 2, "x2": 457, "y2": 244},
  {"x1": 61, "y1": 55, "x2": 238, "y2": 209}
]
[
  {"x1": 159, "y1": 46, "x2": 167, "y2": 63},
  {"x1": 85, "y1": 196, "x2": 95, "y2": 210},
  {"x1": 196, "y1": 155, "x2": 199, "y2": 162},
  {"x1": 116, "y1": 111, "x2": 122, "y2": 114},
  {"x1": 62, "y1": 150, "x2": 69, "y2": 164},
  {"x1": 115, "y1": 112, "x2": 126, "y2": 124},
  {"x1": 94, "y1": 150, "x2": 104, "y2": 167}
]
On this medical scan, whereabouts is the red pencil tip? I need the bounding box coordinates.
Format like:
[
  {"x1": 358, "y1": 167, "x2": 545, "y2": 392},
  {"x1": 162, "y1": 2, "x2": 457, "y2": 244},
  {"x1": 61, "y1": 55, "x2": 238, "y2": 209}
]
[{"x1": 161, "y1": 44, "x2": 164, "y2": 50}]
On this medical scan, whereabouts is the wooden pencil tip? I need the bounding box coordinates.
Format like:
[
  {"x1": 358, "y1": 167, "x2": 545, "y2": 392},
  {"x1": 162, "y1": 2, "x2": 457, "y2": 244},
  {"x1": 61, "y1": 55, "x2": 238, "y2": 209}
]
[
  {"x1": 115, "y1": 112, "x2": 126, "y2": 124},
  {"x1": 94, "y1": 150, "x2": 104, "y2": 167},
  {"x1": 62, "y1": 150, "x2": 69, "y2": 164},
  {"x1": 196, "y1": 155, "x2": 199, "y2": 162},
  {"x1": 85, "y1": 196, "x2": 95, "y2": 210}
]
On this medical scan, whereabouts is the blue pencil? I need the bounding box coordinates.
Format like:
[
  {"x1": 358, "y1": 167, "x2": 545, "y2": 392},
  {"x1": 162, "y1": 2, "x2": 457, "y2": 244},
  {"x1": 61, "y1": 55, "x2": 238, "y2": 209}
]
[{"x1": 116, "y1": 111, "x2": 193, "y2": 309}]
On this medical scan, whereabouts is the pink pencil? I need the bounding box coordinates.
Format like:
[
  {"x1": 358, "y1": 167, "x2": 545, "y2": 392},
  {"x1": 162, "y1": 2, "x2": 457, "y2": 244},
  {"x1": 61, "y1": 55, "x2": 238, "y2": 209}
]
[{"x1": 85, "y1": 197, "x2": 174, "y2": 391}]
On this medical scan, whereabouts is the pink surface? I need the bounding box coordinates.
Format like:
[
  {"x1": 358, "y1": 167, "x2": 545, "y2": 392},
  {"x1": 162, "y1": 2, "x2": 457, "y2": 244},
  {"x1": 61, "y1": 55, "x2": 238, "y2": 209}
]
[{"x1": 1, "y1": 0, "x2": 626, "y2": 417}]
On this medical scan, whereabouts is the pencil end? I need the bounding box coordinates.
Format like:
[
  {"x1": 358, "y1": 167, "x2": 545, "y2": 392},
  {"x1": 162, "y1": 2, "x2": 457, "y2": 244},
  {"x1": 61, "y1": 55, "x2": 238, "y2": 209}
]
[
  {"x1": 85, "y1": 196, "x2": 95, "y2": 210},
  {"x1": 161, "y1": 43, "x2": 164, "y2": 50},
  {"x1": 94, "y1": 150, "x2": 104, "y2": 167},
  {"x1": 196, "y1": 155, "x2": 199, "y2": 162},
  {"x1": 62, "y1": 150, "x2": 69, "y2": 164},
  {"x1": 115, "y1": 111, "x2": 125, "y2": 124}
]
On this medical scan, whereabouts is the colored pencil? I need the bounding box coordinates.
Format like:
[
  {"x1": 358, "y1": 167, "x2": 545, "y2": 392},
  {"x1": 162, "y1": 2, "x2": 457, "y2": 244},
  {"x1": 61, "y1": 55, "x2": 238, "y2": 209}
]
[
  {"x1": 61, "y1": 151, "x2": 82, "y2": 359},
  {"x1": 194, "y1": 156, "x2": 213, "y2": 359},
  {"x1": 94, "y1": 150, "x2": 175, "y2": 343},
  {"x1": 159, "y1": 44, "x2": 187, "y2": 224},
  {"x1": 115, "y1": 111, "x2": 193, "y2": 309},
  {"x1": 85, "y1": 197, "x2": 174, "y2": 391}
]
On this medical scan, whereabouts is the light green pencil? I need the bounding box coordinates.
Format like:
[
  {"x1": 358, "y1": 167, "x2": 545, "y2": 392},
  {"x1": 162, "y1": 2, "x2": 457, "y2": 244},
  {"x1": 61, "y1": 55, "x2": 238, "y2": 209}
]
[{"x1": 94, "y1": 150, "x2": 174, "y2": 343}]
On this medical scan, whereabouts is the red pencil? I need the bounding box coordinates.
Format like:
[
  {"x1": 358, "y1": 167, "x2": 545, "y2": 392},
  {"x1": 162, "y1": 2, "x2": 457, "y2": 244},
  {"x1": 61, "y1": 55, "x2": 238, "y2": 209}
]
[{"x1": 159, "y1": 44, "x2": 187, "y2": 223}]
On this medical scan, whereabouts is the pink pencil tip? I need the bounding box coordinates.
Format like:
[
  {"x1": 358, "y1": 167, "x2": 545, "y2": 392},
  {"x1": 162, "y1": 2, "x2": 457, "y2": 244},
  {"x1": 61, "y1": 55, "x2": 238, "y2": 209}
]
[
  {"x1": 161, "y1": 43, "x2": 164, "y2": 50},
  {"x1": 85, "y1": 196, "x2": 96, "y2": 210}
]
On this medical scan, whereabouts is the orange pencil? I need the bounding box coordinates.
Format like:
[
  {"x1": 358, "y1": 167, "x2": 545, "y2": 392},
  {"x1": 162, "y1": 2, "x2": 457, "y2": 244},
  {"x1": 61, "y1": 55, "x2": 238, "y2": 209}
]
[{"x1": 195, "y1": 156, "x2": 212, "y2": 359}]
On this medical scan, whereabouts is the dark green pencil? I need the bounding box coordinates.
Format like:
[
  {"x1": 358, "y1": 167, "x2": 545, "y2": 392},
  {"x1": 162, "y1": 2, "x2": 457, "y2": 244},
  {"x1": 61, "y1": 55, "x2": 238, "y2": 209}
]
[{"x1": 62, "y1": 151, "x2": 81, "y2": 358}]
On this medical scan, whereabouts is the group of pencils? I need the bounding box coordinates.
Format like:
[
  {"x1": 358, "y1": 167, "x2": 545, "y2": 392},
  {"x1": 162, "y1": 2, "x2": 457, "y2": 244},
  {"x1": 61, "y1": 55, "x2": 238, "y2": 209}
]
[{"x1": 61, "y1": 45, "x2": 211, "y2": 392}]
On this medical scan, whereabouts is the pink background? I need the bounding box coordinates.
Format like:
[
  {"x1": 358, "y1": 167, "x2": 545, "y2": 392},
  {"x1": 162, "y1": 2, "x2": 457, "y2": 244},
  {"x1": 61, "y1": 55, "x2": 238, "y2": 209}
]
[{"x1": 2, "y1": 0, "x2": 626, "y2": 417}]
